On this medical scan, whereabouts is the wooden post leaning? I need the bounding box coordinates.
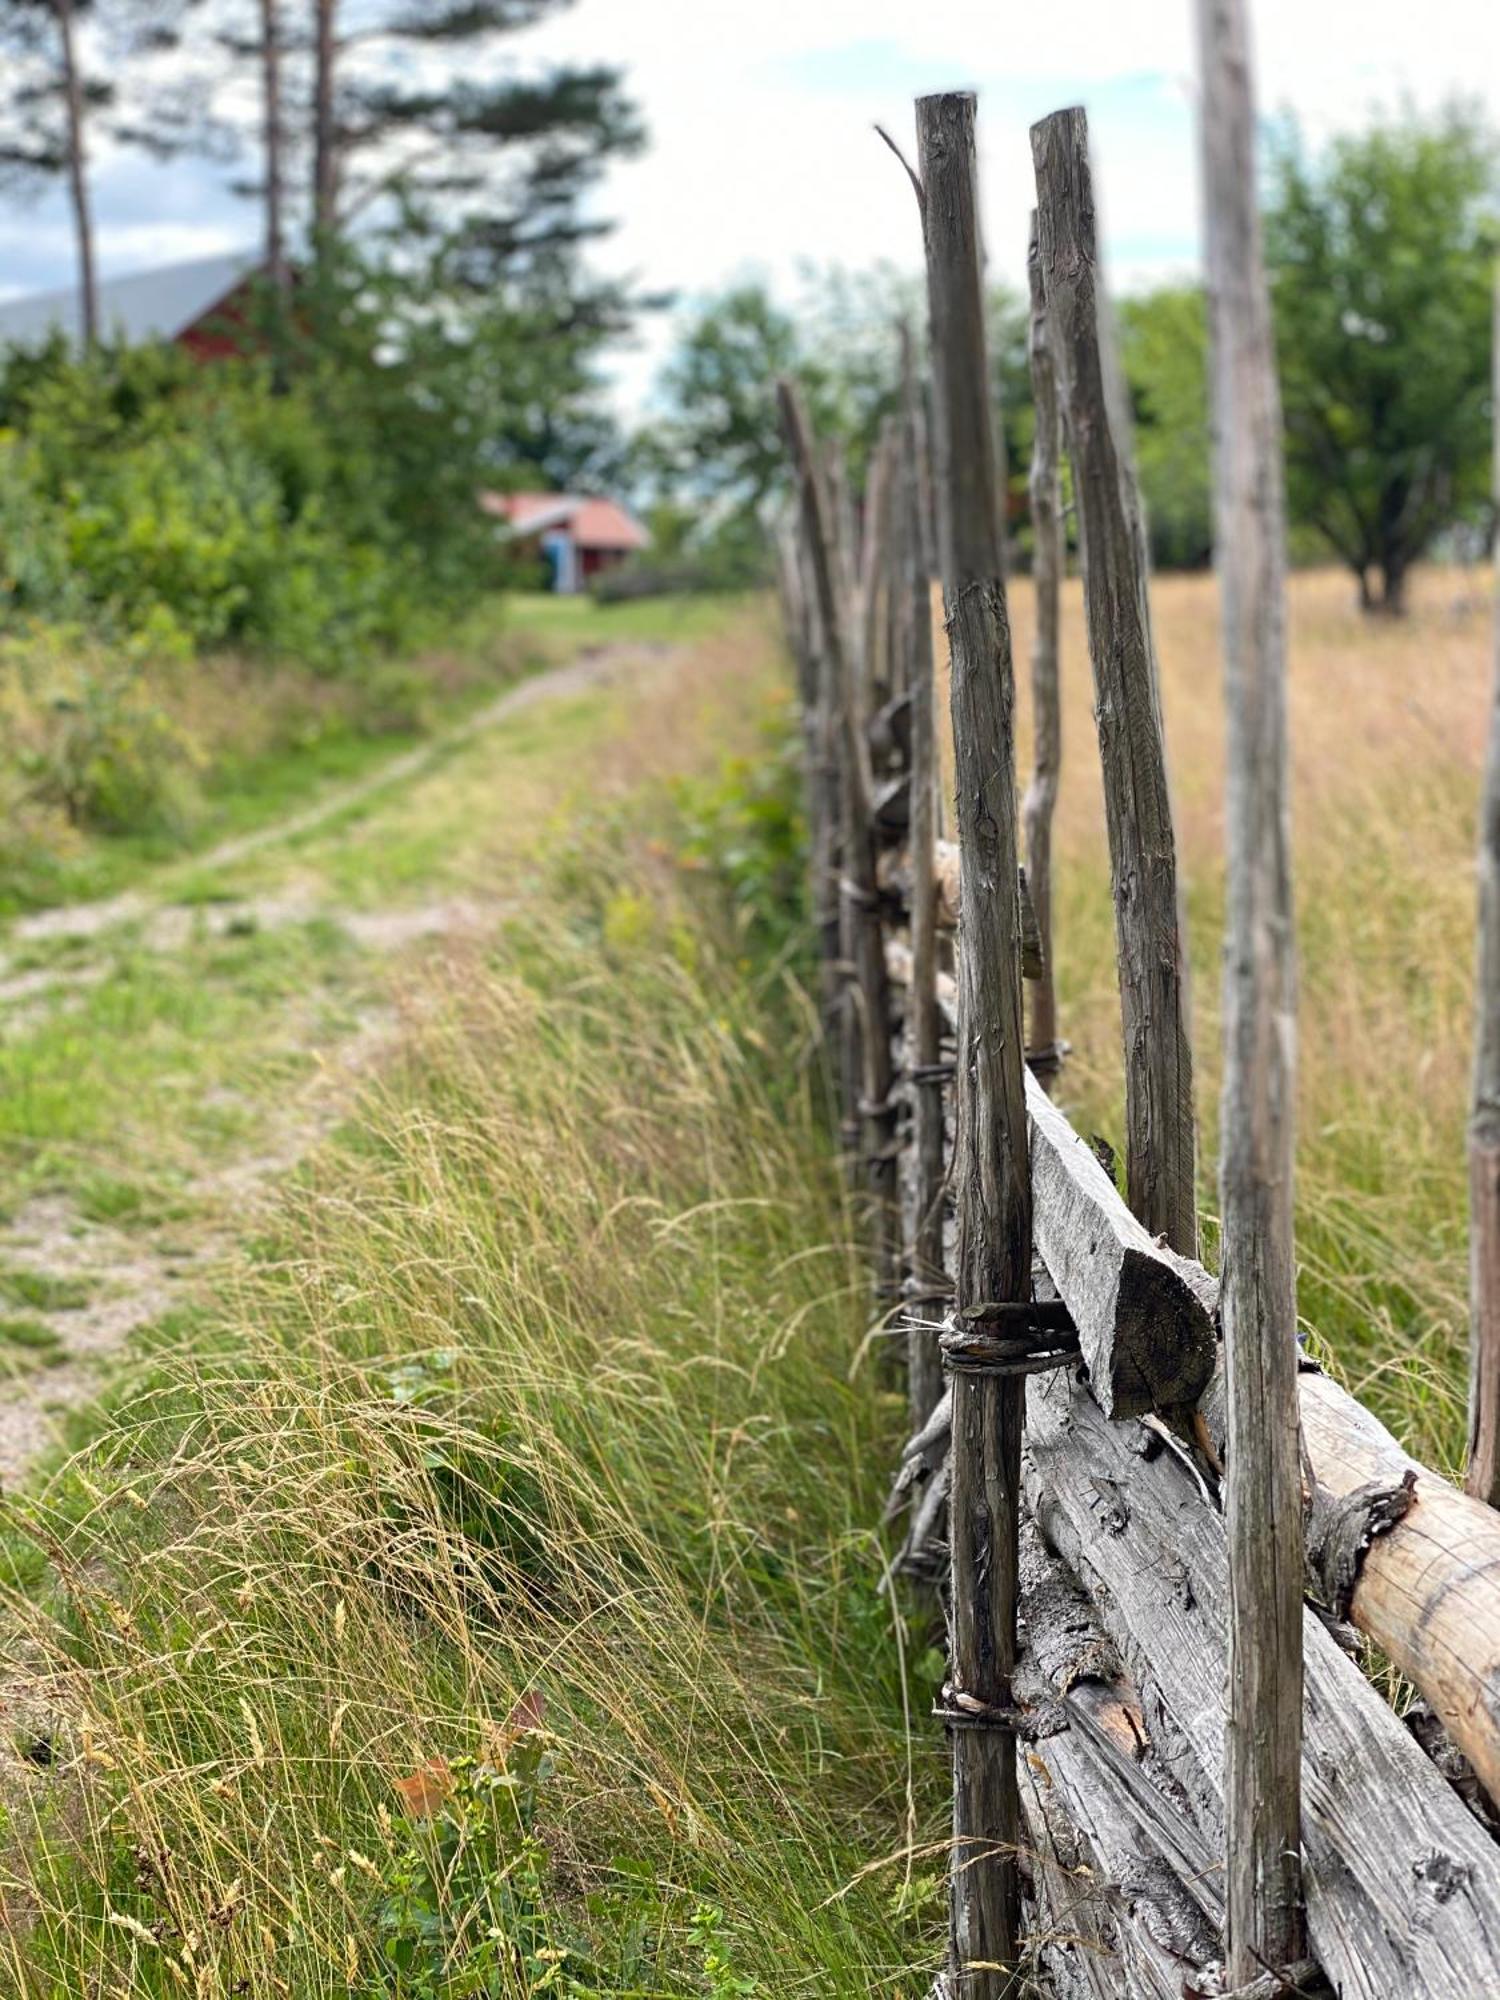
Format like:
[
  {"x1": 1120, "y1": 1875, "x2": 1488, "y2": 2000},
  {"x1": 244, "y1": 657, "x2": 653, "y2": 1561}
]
[
  {"x1": 1022, "y1": 210, "x2": 1064, "y2": 1090},
  {"x1": 1467, "y1": 261, "x2": 1500, "y2": 1509},
  {"x1": 899, "y1": 329, "x2": 948, "y2": 1428},
  {"x1": 915, "y1": 91, "x2": 1033, "y2": 1998},
  {"x1": 778, "y1": 385, "x2": 901, "y2": 1292},
  {"x1": 1030, "y1": 106, "x2": 1197, "y2": 1258},
  {"x1": 1196, "y1": 0, "x2": 1307, "y2": 1978}
]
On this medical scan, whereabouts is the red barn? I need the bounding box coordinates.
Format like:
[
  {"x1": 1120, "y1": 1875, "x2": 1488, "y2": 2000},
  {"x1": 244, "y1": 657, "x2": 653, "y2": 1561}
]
[
  {"x1": 481, "y1": 490, "x2": 650, "y2": 594},
  {"x1": 0, "y1": 251, "x2": 268, "y2": 358}
]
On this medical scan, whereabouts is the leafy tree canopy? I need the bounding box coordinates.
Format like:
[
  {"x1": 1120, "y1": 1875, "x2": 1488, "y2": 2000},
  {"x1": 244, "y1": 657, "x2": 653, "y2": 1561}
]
[{"x1": 1264, "y1": 102, "x2": 1499, "y2": 612}]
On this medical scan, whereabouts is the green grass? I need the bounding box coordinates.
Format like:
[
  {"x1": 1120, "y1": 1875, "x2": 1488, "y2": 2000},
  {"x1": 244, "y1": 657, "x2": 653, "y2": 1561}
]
[
  {"x1": 0, "y1": 920, "x2": 360, "y2": 1218},
  {"x1": 0, "y1": 1267, "x2": 92, "y2": 1313},
  {"x1": 501, "y1": 589, "x2": 751, "y2": 652},
  {"x1": 0, "y1": 1315, "x2": 66, "y2": 1378},
  {"x1": 0, "y1": 831, "x2": 942, "y2": 1997},
  {"x1": 0, "y1": 596, "x2": 544, "y2": 920}
]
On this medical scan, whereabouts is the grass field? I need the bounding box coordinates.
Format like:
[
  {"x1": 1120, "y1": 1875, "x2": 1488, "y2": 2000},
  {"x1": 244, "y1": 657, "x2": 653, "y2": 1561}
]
[
  {"x1": 0, "y1": 563, "x2": 1493, "y2": 1996},
  {"x1": 0, "y1": 602, "x2": 950, "y2": 1997},
  {"x1": 990, "y1": 561, "x2": 1497, "y2": 1467}
]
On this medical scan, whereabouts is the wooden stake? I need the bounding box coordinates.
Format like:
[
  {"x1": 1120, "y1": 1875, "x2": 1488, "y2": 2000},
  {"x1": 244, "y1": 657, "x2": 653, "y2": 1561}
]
[
  {"x1": 901, "y1": 329, "x2": 947, "y2": 1427},
  {"x1": 1023, "y1": 209, "x2": 1064, "y2": 1086},
  {"x1": 1467, "y1": 262, "x2": 1500, "y2": 1510},
  {"x1": 915, "y1": 91, "x2": 1030, "y2": 1998},
  {"x1": 1195, "y1": 0, "x2": 1306, "y2": 1979},
  {"x1": 778, "y1": 384, "x2": 900, "y2": 1286},
  {"x1": 860, "y1": 423, "x2": 896, "y2": 710},
  {"x1": 1030, "y1": 107, "x2": 1197, "y2": 1257}
]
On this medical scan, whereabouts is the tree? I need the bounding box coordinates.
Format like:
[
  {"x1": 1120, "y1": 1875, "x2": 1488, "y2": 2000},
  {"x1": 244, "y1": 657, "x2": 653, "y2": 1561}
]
[
  {"x1": 1118, "y1": 285, "x2": 1213, "y2": 570},
  {"x1": 1265, "y1": 105, "x2": 1500, "y2": 613},
  {"x1": 640, "y1": 265, "x2": 1029, "y2": 548},
  {"x1": 308, "y1": 0, "x2": 643, "y2": 279},
  {"x1": 0, "y1": 0, "x2": 106, "y2": 347}
]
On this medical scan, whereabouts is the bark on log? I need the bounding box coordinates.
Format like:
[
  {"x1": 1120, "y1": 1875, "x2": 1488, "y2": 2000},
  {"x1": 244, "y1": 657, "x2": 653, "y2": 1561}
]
[
  {"x1": 1023, "y1": 210, "x2": 1064, "y2": 1085},
  {"x1": 1024, "y1": 1363, "x2": 1500, "y2": 2000},
  {"x1": 1197, "y1": 0, "x2": 1306, "y2": 1974},
  {"x1": 917, "y1": 89, "x2": 1031, "y2": 1998},
  {"x1": 1030, "y1": 106, "x2": 1198, "y2": 1260},
  {"x1": 1025, "y1": 1068, "x2": 1216, "y2": 1418},
  {"x1": 1467, "y1": 263, "x2": 1500, "y2": 1509}
]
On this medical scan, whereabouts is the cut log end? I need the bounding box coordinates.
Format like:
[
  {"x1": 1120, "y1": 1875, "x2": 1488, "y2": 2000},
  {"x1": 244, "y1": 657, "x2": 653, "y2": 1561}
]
[{"x1": 1104, "y1": 1246, "x2": 1219, "y2": 1420}]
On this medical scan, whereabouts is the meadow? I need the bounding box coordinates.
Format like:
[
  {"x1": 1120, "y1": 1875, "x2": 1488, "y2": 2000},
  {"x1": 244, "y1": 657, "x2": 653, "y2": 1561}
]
[
  {"x1": 0, "y1": 562, "x2": 1493, "y2": 1996},
  {"x1": 995, "y1": 561, "x2": 1497, "y2": 1466}
]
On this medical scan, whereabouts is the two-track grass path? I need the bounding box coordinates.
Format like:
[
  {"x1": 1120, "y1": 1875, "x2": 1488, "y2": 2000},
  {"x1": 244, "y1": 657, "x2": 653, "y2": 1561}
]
[{"x1": 0, "y1": 631, "x2": 684, "y2": 1485}]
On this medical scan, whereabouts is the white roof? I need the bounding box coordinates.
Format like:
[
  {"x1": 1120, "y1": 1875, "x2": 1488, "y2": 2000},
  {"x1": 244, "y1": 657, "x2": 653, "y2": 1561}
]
[{"x1": 0, "y1": 250, "x2": 261, "y2": 351}]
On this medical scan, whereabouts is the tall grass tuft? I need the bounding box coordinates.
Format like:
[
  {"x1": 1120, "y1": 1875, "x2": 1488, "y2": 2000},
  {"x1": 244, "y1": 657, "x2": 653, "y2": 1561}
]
[{"x1": 0, "y1": 829, "x2": 945, "y2": 1994}]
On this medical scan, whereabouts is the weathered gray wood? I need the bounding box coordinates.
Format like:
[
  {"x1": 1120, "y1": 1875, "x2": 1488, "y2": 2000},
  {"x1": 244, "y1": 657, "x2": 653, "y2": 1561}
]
[
  {"x1": 1018, "y1": 1529, "x2": 1221, "y2": 1999},
  {"x1": 781, "y1": 513, "x2": 846, "y2": 1091},
  {"x1": 1023, "y1": 210, "x2": 1064, "y2": 1086},
  {"x1": 902, "y1": 331, "x2": 948, "y2": 1429},
  {"x1": 1468, "y1": 263, "x2": 1500, "y2": 1509},
  {"x1": 1026, "y1": 1068, "x2": 1215, "y2": 1417},
  {"x1": 901, "y1": 1058, "x2": 1500, "y2": 1815},
  {"x1": 1196, "y1": 1, "x2": 1306, "y2": 1977},
  {"x1": 916, "y1": 89, "x2": 1031, "y2": 1998},
  {"x1": 861, "y1": 422, "x2": 896, "y2": 711},
  {"x1": 1030, "y1": 107, "x2": 1197, "y2": 1259},
  {"x1": 778, "y1": 386, "x2": 898, "y2": 1263},
  {"x1": 1252, "y1": 1366, "x2": 1500, "y2": 1812},
  {"x1": 1024, "y1": 1363, "x2": 1500, "y2": 2000}
]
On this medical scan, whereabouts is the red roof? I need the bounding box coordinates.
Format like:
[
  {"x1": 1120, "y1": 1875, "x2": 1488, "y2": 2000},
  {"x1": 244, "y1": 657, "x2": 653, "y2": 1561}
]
[{"x1": 480, "y1": 490, "x2": 649, "y2": 553}]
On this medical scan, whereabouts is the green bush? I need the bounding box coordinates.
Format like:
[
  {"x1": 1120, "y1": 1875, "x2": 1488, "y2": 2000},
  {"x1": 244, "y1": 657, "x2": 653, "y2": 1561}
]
[
  {"x1": 1, "y1": 630, "x2": 201, "y2": 836},
  {"x1": 0, "y1": 334, "x2": 484, "y2": 666}
]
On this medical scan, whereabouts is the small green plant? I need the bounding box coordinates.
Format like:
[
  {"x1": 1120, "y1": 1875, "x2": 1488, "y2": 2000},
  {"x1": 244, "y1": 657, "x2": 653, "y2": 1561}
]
[
  {"x1": 376, "y1": 1703, "x2": 604, "y2": 1996},
  {"x1": 689, "y1": 1905, "x2": 758, "y2": 1998},
  {"x1": 672, "y1": 696, "x2": 807, "y2": 961}
]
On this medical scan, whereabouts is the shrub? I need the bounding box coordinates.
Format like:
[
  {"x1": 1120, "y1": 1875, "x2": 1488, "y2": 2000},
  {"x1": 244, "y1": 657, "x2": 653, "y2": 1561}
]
[{"x1": 0, "y1": 629, "x2": 202, "y2": 837}]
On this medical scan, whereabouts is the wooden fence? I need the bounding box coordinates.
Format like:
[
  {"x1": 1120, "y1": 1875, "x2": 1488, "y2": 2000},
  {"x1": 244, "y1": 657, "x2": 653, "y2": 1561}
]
[{"x1": 774, "y1": 18, "x2": 1500, "y2": 2000}]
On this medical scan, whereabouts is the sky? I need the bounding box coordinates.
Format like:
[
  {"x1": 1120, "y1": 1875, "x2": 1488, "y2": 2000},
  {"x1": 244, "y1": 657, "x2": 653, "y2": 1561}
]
[{"x1": 1, "y1": 0, "x2": 1497, "y2": 411}]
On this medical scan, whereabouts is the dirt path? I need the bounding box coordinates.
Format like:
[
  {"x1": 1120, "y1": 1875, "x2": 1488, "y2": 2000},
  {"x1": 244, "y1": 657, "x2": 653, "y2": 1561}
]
[
  {"x1": 0, "y1": 637, "x2": 670, "y2": 1486},
  {"x1": 7, "y1": 641, "x2": 657, "y2": 958}
]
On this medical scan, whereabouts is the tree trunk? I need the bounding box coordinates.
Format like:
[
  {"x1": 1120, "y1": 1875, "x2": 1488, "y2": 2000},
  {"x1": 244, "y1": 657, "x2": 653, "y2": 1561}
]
[
  {"x1": 1196, "y1": 0, "x2": 1306, "y2": 1979},
  {"x1": 313, "y1": 0, "x2": 339, "y2": 245},
  {"x1": 1376, "y1": 556, "x2": 1409, "y2": 617},
  {"x1": 259, "y1": 0, "x2": 291, "y2": 363},
  {"x1": 916, "y1": 90, "x2": 1031, "y2": 1999},
  {"x1": 54, "y1": 0, "x2": 98, "y2": 353}
]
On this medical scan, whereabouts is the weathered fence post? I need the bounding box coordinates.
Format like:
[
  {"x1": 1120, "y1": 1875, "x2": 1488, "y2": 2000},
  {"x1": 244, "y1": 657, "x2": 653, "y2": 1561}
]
[
  {"x1": 900, "y1": 328, "x2": 948, "y2": 1427},
  {"x1": 860, "y1": 422, "x2": 895, "y2": 712},
  {"x1": 1023, "y1": 210, "x2": 1064, "y2": 1090},
  {"x1": 778, "y1": 384, "x2": 901, "y2": 1289},
  {"x1": 915, "y1": 91, "x2": 1031, "y2": 1997},
  {"x1": 1031, "y1": 107, "x2": 1197, "y2": 1257},
  {"x1": 1197, "y1": 0, "x2": 1307, "y2": 1979},
  {"x1": 1468, "y1": 263, "x2": 1500, "y2": 1510}
]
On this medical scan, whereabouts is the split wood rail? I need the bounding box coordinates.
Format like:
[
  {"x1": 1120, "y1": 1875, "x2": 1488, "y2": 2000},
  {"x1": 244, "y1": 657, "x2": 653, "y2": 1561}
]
[{"x1": 774, "y1": 31, "x2": 1500, "y2": 2000}]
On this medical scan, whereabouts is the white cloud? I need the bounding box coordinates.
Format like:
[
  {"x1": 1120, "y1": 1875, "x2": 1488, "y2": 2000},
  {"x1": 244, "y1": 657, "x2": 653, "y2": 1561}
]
[{"x1": 513, "y1": 0, "x2": 1498, "y2": 406}]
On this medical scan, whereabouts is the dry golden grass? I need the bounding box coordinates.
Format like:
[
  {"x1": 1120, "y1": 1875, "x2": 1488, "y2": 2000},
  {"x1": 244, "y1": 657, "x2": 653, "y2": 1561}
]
[{"x1": 940, "y1": 562, "x2": 1497, "y2": 1465}]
